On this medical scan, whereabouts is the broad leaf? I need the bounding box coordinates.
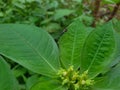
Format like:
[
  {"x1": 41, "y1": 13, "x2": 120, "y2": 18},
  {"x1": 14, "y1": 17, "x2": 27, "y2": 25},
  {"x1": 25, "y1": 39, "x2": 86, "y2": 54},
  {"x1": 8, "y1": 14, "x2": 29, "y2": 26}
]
[
  {"x1": 59, "y1": 20, "x2": 92, "y2": 69},
  {"x1": 0, "y1": 24, "x2": 60, "y2": 77},
  {"x1": 81, "y1": 22, "x2": 115, "y2": 78},
  {"x1": 0, "y1": 56, "x2": 19, "y2": 90},
  {"x1": 30, "y1": 77, "x2": 66, "y2": 90},
  {"x1": 94, "y1": 63, "x2": 120, "y2": 90}
]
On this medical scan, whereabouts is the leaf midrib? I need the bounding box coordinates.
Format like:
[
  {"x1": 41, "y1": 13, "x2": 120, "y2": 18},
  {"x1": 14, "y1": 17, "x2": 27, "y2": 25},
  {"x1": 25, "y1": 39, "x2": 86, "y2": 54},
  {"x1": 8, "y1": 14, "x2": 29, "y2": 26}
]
[
  {"x1": 12, "y1": 30, "x2": 57, "y2": 72},
  {"x1": 71, "y1": 29, "x2": 78, "y2": 65}
]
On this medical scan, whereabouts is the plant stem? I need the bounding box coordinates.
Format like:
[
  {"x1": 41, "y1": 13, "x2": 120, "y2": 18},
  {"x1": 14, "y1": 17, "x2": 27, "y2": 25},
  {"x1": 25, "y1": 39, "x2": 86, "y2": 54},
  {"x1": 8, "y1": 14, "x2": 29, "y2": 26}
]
[
  {"x1": 92, "y1": 0, "x2": 101, "y2": 27},
  {"x1": 106, "y1": 3, "x2": 120, "y2": 22}
]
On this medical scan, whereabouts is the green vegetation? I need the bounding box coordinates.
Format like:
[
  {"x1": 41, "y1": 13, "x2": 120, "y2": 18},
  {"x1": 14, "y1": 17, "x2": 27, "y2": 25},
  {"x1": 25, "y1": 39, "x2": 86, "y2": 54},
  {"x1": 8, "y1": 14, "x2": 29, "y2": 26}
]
[{"x1": 0, "y1": 0, "x2": 120, "y2": 90}]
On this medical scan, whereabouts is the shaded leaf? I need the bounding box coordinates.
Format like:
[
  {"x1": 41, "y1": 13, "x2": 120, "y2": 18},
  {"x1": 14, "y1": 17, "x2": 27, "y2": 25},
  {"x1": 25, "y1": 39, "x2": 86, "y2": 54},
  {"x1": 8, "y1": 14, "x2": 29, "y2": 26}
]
[
  {"x1": 0, "y1": 56, "x2": 19, "y2": 90},
  {"x1": 26, "y1": 75, "x2": 40, "y2": 90},
  {"x1": 30, "y1": 77, "x2": 66, "y2": 90},
  {"x1": 94, "y1": 63, "x2": 120, "y2": 90}
]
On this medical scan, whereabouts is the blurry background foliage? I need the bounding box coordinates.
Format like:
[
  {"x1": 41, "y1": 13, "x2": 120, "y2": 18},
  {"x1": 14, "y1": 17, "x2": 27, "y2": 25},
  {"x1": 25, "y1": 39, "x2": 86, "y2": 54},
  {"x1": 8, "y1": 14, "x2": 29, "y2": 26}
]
[
  {"x1": 0, "y1": 0, "x2": 86, "y2": 39},
  {"x1": 1, "y1": 0, "x2": 119, "y2": 39}
]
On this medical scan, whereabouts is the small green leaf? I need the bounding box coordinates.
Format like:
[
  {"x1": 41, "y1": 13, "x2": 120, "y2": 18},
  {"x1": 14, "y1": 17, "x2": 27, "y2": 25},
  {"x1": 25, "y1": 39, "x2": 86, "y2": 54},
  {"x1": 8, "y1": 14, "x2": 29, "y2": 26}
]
[
  {"x1": 74, "y1": 0, "x2": 82, "y2": 3},
  {"x1": 26, "y1": 75, "x2": 40, "y2": 90},
  {"x1": 0, "y1": 56, "x2": 19, "y2": 90},
  {"x1": 81, "y1": 22, "x2": 115, "y2": 78},
  {"x1": 111, "y1": 0, "x2": 120, "y2": 3},
  {"x1": 0, "y1": 24, "x2": 60, "y2": 77},
  {"x1": 103, "y1": 0, "x2": 120, "y2": 4},
  {"x1": 13, "y1": 65, "x2": 27, "y2": 78},
  {"x1": 54, "y1": 9, "x2": 74, "y2": 20}
]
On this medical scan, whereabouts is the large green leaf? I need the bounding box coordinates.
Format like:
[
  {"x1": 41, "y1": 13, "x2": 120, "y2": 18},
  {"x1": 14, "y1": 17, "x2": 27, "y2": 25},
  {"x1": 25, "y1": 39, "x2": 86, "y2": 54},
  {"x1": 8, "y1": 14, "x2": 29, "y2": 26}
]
[
  {"x1": 0, "y1": 24, "x2": 60, "y2": 77},
  {"x1": 59, "y1": 20, "x2": 92, "y2": 69},
  {"x1": 30, "y1": 77, "x2": 66, "y2": 90},
  {"x1": 0, "y1": 56, "x2": 19, "y2": 90},
  {"x1": 94, "y1": 63, "x2": 120, "y2": 90},
  {"x1": 81, "y1": 22, "x2": 115, "y2": 78}
]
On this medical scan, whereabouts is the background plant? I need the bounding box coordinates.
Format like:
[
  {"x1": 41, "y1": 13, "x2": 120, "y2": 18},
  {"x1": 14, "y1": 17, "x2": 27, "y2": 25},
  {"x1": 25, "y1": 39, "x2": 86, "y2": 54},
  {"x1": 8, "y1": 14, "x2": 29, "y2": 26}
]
[{"x1": 0, "y1": 0, "x2": 119, "y2": 38}]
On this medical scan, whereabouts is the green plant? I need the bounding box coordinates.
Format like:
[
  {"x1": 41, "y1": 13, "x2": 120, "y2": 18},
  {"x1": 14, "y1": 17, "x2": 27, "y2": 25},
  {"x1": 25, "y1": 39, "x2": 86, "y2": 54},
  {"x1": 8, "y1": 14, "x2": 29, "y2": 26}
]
[
  {"x1": 1, "y1": 0, "x2": 120, "y2": 41},
  {"x1": 0, "y1": 0, "x2": 83, "y2": 37},
  {"x1": 0, "y1": 19, "x2": 120, "y2": 90}
]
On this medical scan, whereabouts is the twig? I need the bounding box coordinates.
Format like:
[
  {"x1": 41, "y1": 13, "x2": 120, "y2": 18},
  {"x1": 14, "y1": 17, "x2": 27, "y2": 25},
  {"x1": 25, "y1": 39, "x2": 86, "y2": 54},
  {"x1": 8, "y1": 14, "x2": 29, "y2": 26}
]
[
  {"x1": 106, "y1": 3, "x2": 120, "y2": 22},
  {"x1": 92, "y1": 0, "x2": 101, "y2": 27}
]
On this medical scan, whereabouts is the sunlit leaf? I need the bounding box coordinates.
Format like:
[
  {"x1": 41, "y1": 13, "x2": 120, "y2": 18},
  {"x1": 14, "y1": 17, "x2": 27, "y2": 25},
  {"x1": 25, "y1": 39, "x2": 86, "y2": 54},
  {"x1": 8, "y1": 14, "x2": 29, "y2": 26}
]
[{"x1": 0, "y1": 24, "x2": 60, "y2": 77}]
